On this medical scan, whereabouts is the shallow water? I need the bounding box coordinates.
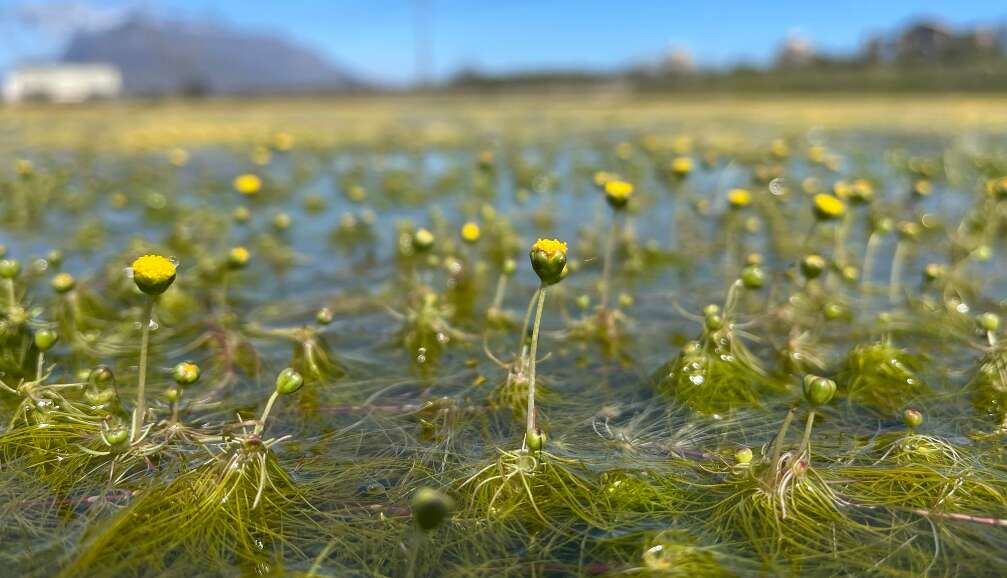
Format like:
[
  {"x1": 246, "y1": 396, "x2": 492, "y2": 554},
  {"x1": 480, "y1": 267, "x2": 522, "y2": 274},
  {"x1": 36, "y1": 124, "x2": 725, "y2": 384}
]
[{"x1": 1, "y1": 99, "x2": 1006, "y2": 576}]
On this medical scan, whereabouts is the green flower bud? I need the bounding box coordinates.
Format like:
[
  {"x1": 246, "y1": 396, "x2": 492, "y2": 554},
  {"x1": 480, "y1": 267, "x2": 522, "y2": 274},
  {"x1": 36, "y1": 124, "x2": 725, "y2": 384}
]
[
  {"x1": 46, "y1": 250, "x2": 64, "y2": 267},
  {"x1": 275, "y1": 367, "x2": 304, "y2": 395},
  {"x1": 529, "y1": 239, "x2": 568, "y2": 285},
  {"x1": 34, "y1": 328, "x2": 59, "y2": 351},
  {"x1": 165, "y1": 386, "x2": 181, "y2": 403},
  {"x1": 0, "y1": 259, "x2": 21, "y2": 279},
  {"x1": 800, "y1": 254, "x2": 826, "y2": 279},
  {"x1": 104, "y1": 427, "x2": 129, "y2": 446},
  {"x1": 803, "y1": 374, "x2": 837, "y2": 406},
  {"x1": 575, "y1": 294, "x2": 591, "y2": 310},
  {"x1": 502, "y1": 257, "x2": 517, "y2": 275},
  {"x1": 740, "y1": 265, "x2": 765, "y2": 289},
  {"x1": 902, "y1": 408, "x2": 923, "y2": 430},
  {"x1": 173, "y1": 361, "x2": 201, "y2": 385},
  {"x1": 823, "y1": 301, "x2": 845, "y2": 321},
  {"x1": 978, "y1": 312, "x2": 1000, "y2": 333},
  {"x1": 316, "y1": 307, "x2": 334, "y2": 325},
  {"x1": 51, "y1": 272, "x2": 76, "y2": 293},
  {"x1": 734, "y1": 447, "x2": 753, "y2": 465},
  {"x1": 411, "y1": 487, "x2": 454, "y2": 531},
  {"x1": 272, "y1": 212, "x2": 292, "y2": 231},
  {"x1": 413, "y1": 228, "x2": 435, "y2": 252},
  {"x1": 526, "y1": 428, "x2": 547, "y2": 452}
]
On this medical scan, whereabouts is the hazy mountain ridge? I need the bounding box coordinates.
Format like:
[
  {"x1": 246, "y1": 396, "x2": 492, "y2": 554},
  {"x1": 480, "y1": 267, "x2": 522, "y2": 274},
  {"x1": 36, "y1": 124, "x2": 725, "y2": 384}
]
[{"x1": 62, "y1": 16, "x2": 361, "y2": 96}]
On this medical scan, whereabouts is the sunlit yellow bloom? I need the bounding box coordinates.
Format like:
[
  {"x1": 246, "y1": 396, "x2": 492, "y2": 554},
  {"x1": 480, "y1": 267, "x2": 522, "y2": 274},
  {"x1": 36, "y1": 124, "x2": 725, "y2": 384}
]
[
  {"x1": 131, "y1": 254, "x2": 177, "y2": 295},
  {"x1": 531, "y1": 238, "x2": 567, "y2": 257},
  {"x1": 227, "y1": 246, "x2": 251, "y2": 269},
  {"x1": 530, "y1": 239, "x2": 568, "y2": 285},
  {"x1": 233, "y1": 174, "x2": 262, "y2": 195},
  {"x1": 604, "y1": 180, "x2": 634, "y2": 209},
  {"x1": 813, "y1": 193, "x2": 847, "y2": 220},
  {"x1": 460, "y1": 222, "x2": 481, "y2": 243},
  {"x1": 670, "y1": 157, "x2": 693, "y2": 177},
  {"x1": 727, "y1": 188, "x2": 752, "y2": 208}
]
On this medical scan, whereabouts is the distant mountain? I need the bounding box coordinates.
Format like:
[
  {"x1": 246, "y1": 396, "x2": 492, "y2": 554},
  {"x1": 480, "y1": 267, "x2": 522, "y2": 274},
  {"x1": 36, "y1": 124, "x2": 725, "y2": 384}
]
[{"x1": 62, "y1": 16, "x2": 361, "y2": 96}]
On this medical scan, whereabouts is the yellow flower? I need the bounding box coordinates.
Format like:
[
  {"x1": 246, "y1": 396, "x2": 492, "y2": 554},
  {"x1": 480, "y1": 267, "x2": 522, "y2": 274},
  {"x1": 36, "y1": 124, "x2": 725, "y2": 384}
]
[
  {"x1": 670, "y1": 157, "x2": 693, "y2": 177},
  {"x1": 727, "y1": 188, "x2": 752, "y2": 208},
  {"x1": 530, "y1": 239, "x2": 568, "y2": 285},
  {"x1": 604, "y1": 180, "x2": 634, "y2": 209},
  {"x1": 227, "y1": 246, "x2": 251, "y2": 269},
  {"x1": 460, "y1": 222, "x2": 481, "y2": 243},
  {"x1": 131, "y1": 254, "x2": 177, "y2": 295},
  {"x1": 233, "y1": 174, "x2": 262, "y2": 195},
  {"x1": 531, "y1": 238, "x2": 567, "y2": 257},
  {"x1": 813, "y1": 193, "x2": 846, "y2": 220}
]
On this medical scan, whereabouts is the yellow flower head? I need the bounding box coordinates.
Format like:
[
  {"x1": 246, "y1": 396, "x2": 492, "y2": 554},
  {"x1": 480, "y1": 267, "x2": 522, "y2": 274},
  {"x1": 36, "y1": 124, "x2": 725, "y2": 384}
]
[
  {"x1": 727, "y1": 188, "x2": 752, "y2": 208},
  {"x1": 813, "y1": 193, "x2": 846, "y2": 220},
  {"x1": 131, "y1": 254, "x2": 177, "y2": 295},
  {"x1": 530, "y1": 239, "x2": 568, "y2": 285},
  {"x1": 604, "y1": 180, "x2": 634, "y2": 209},
  {"x1": 531, "y1": 238, "x2": 567, "y2": 258},
  {"x1": 460, "y1": 222, "x2": 481, "y2": 243},
  {"x1": 670, "y1": 157, "x2": 693, "y2": 177},
  {"x1": 51, "y1": 272, "x2": 76, "y2": 293},
  {"x1": 227, "y1": 246, "x2": 251, "y2": 269},
  {"x1": 233, "y1": 174, "x2": 262, "y2": 195}
]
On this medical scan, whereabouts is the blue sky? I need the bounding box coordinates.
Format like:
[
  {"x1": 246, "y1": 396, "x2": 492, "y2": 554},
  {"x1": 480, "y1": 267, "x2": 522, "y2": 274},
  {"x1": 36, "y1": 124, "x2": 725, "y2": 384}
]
[{"x1": 2, "y1": 0, "x2": 1006, "y2": 84}]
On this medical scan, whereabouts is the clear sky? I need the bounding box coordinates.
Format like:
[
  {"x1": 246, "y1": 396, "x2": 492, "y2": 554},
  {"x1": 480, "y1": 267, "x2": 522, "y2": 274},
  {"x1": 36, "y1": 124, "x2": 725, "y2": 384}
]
[{"x1": 2, "y1": 0, "x2": 1005, "y2": 84}]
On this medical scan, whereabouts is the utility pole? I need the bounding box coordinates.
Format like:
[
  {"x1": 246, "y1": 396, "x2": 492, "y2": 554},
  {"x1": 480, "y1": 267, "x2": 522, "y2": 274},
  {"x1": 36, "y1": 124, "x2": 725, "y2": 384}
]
[{"x1": 414, "y1": 0, "x2": 432, "y2": 88}]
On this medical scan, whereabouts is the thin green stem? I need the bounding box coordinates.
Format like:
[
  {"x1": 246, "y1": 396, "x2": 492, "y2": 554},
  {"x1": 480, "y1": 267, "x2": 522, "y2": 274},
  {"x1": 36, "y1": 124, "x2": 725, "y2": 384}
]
[
  {"x1": 517, "y1": 286, "x2": 540, "y2": 363},
  {"x1": 130, "y1": 297, "x2": 155, "y2": 444},
  {"x1": 526, "y1": 285, "x2": 547, "y2": 439},
  {"x1": 861, "y1": 232, "x2": 880, "y2": 291},
  {"x1": 600, "y1": 214, "x2": 620, "y2": 311},
  {"x1": 797, "y1": 410, "x2": 816, "y2": 460},
  {"x1": 889, "y1": 241, "x2": 908, "y2": 304},
  {"x1": 255, "y1": 389, "x2": 281, "y2": 436},
  {"x1": 36, "y1": 352, "x2": 44, "y2": 383},
  {"x1": 490, "y1": 272, "x2": 508, "y2": 312},
  {"x1": 768, "y1": 407, "x2": 796, "y2": 470},
  {"x1": 5, "y1": 278, "x2": 15, "y2": 309}
]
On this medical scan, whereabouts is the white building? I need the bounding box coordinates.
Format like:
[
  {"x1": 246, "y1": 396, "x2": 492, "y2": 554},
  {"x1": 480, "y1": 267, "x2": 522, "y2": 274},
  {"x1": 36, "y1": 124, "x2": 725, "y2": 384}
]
[{"x1": 3, "y1": 64, "x2": 122, "y2": 104}]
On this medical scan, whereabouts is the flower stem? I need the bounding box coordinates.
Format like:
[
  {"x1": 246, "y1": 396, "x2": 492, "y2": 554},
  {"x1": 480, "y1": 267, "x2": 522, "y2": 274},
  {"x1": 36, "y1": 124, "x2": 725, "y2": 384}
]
[
  {"x1": 861, "y1": 232, "x2": 880, "y2": 291},
  {"x1": 517, "y1": 287, "x2": 540, "y2": 364},
  {"x1": 255, "y1": 389, "x2": 281, "y2": 436},
  {"x1": 600, "y1": 214, "x2": 620, "y2": 311},
  {"x1": 797, "y1": 410, "x2": 816, "y2": 460},
  {"x1": 889, "y1": 241, "x2": 908, "y2": 303},
  {"x1": 769, "y1": 407, "x2": 796, "y2": 469},
  {"x1": 130, "y1": 297, "x2": 154, "y2": 444},
  {"x1": 5, "y1": 278, "x2": 15, "y2": 309},
  {"x1": 526, "y1": 285, "x2": 547, "y2": 440},
  {"x1": 35, "y1": 353, "x2": 44, "y2": 383}
]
